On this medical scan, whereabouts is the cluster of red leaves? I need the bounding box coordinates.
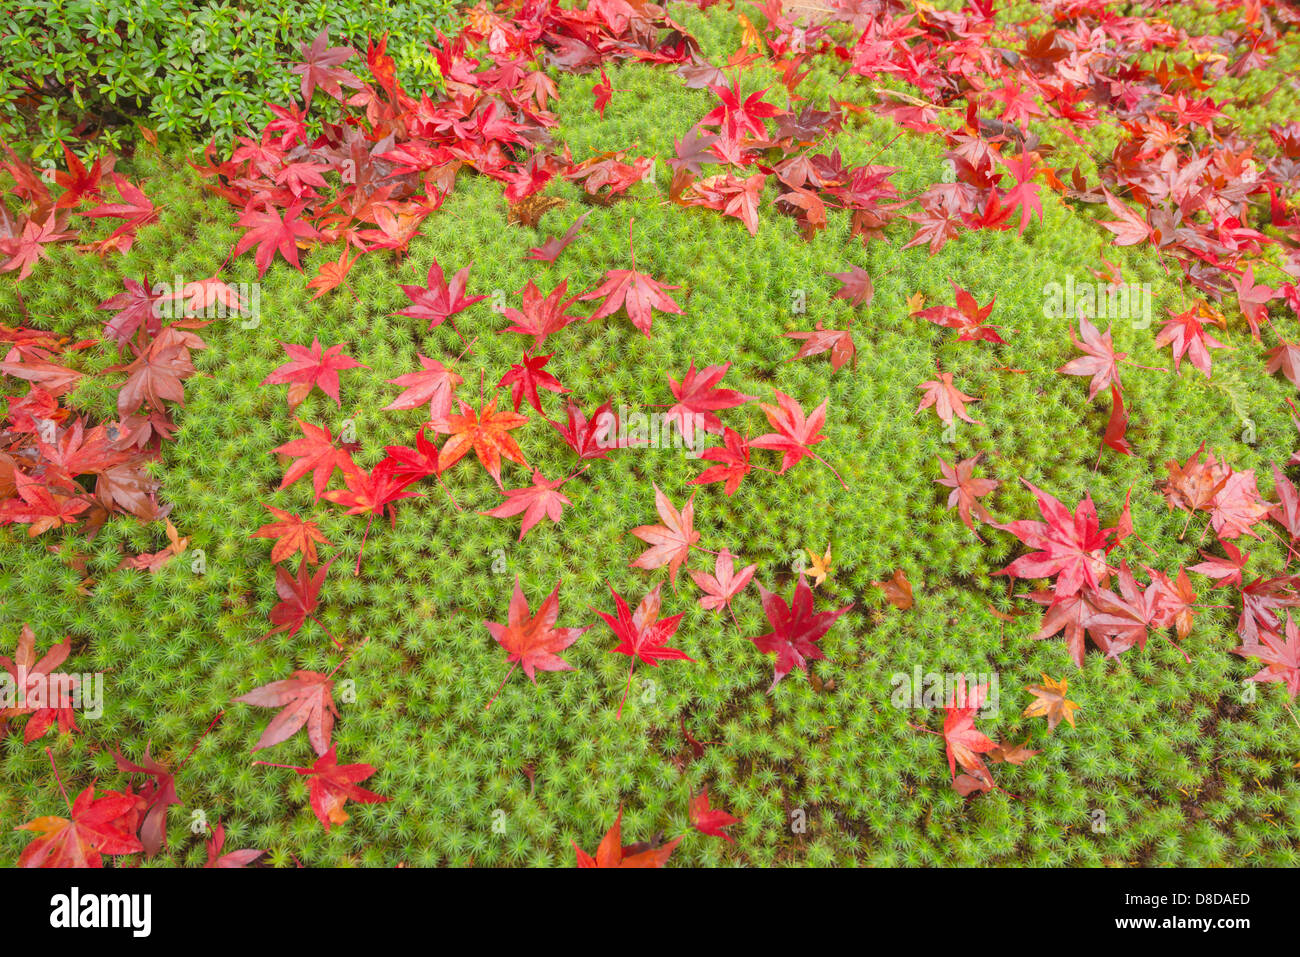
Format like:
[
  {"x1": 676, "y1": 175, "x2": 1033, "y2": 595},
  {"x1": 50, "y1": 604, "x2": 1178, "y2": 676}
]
[{"x1": 573, "y1": 789, "x2": 740, "y2": 866}]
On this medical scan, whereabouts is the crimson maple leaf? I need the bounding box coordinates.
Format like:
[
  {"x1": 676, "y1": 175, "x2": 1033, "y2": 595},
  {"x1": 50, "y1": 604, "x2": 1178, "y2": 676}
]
[
  {"x1": 204, "y1": 821, "x2": 264, "y2": 868},
  {"x1": 384, "y1": 354, "x2": 463, "y2": 426},
  {"x1": 547, "y1": 399, "x2": 617, "y2": 460},
  {"x1": 784, "y1": 322, "x2": 856, "y2": 373},
  {"x1": 1189, "y1": 540, "x2": 1250, "y2": 589},
  {"x1": 1156, "y1": 304, "x2": 1227, "y2": 378},
  {"x1": 17, "y1": 785, "x2": 143, "y2": 868},
  {"x1": 691, "y1": 427, "x2": 752, "y2": 496},
  {"x1": 261, "y1": 338, "x2": 366, "y2": 408},
  {"x1": 573, "y1": 807, "x2": 681, "y2": 867},
  {"x1": 0, "y1": 625, "x2": 79, "y2": 743},
  {"x1": 911, "y1": 281, "x2": 1004, "y2": 343},
  {"x1": 579, "y1": 222, "x2": 683, "y2": 337},
  {"x1": 1232, "y1": 265, "x2": 1276, "y2": 341},
  {"x1": 689, "y1": 788, "x2": 741, "y2": 842},
  {"x1": 267, "y1": 745, "x2": 386, "y2": 832},
  {"x1": 526, "y1": 211, "x2": 589, "y2": 264},
  {"x1": 98, "y1": 276, "x2": 162, "y2": 348},
  {"x1": 291, "y1": 29, "x2": 363, "y2": 106},
  {"x1": 233, "y1": 669, "x2": 339, "y2": 755},
  {"x1": 484, "y1": 577, "x2": 591, "y2": 706},
  {"x1": 629, "y1": 484, "x2": 700, "y2": 586},
  {"x1": 110, "y1": 743, "x2": 180, "y2": 857},
  {"x1": 750, "y1": 391, "x2": 829, "y2": 473},
  {"x1": 1235, "y1": 613, "x2": 1300, "y2": 700},
  {"x1": 1098, "y1": 187, "x2": 1152, "y2": 246},
  {"x1": 395, "y1": 259, "x2": 485, "y2": 337},
  {"x1": 0, "y1": 212, "x2": 77, "y2": 281},
  {"x1": 272, "y1": 419, "x2": 356, "y2": 500},
  {"x1": 995, "y1": 480, "x2": 1114, "y2": 597},
  {"x1": 748, "y1": 577, "x2": 852, "y2": 690},
  {"x1": 260, "y1": 557, "x2": 337, "y2": 645},
  {"x1": 942, "y1": 678, "x2": 996, "y2": 787},
  {"x1": 436, "y1": 397, "x2": 529, "y2": 489},
  {"x1": 829, "y1": 265, "x2": 874, "y2": 308},
  {"x1": 997, "y1": 149, "x2": 1045, "y2": 235},
  {"x1": 593, "y1": 583, "x2": 694, "y2": 718},
  {"x1": 689, "y1": 548, "x2": 756, "y2": 616},
  {"x1": 666, "y1": 361, "x2": 754, "y2": 438},
  {"x1": 251, "y1": 504, "x2": 332, "y2": 564},
  {"x1": 482, "y1": 468, "x2": 578, "y2": 540},
  {"x1": 500, "y1": 278, "x2": 586, "y2": 349},
  {"x1": 233, "y1": 202, "x2": 319, "y2": 276},
  {"x1": 79, "y1": 173, "x2": 155, "y2": 252},
  {"x1": 498, "y1": 351, "x2": 569, "y2": 413}
]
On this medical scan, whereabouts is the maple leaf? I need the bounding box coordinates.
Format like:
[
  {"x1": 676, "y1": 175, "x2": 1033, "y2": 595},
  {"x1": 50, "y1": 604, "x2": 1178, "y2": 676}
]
[
  {"x1": 436, "y1": 397, "x2": 529, "y2": 489},
  {"x1": 261, "y1": 557, "x2": 336, "y2": 645},
  {"x1": 748, "y1": 577, "x2": 852, "y2": 690},
  {"x1": 110, "y1": 743, "x2": 180, "y2": 857},
  {"x1": 988, "y1": 739, "x2": 1040, "y2": 765},
  {"x1": 251, "y1": 505, "x2": 331, "y2": 566},
  {"x1": 484, "y1": 577, "x2": 591, "y2": 705},
  {"x1": 629, "y1": 484, "x2": 701, "y2": 586},
  {"x1": 1, "y1": 468, "x2": 91, "y2": 536},
  {"x1": 911, "y1": 281, "x2": 1004, "y2": 343},
  {"x1": 114, "y1": 324, "x2": 203, "y2": 418},
  {"x1": 1161, "y1": 443, "x2": 1230, "y2": 520},
  {"x1": 500, "y1": 278, "x2": 585, "y2": 348},
  {"x1": 526, "y1": 211, "x2": 589, "y2": 264},
  {"x1": 272, "y1": 419, "x2": 355, "y2": 500},
  {"x1": 1189, "y1": 540, "x2": 1250, "y2": 589},
  {"x1": 261, "y1": 338, "x2": 366, "y2": 408},
  {"x1": 548, "y1": 399, "x2": 618, "y2": 461},
  {"x1": 689, "y1": 788, "x2": 741, "y2": 842},
  {"x1": 499, "y1": 351, "x2": 569, "y2": 413},
  {"x1": 1231, "y1": 266, "x2": 1275, "y2": 341},
  {"x1": 233, "y1": 202, "x2": 319, "y2": 277},
  {"x1": 233, "y1": 669, "x2": 339, "y2": 755},
  {"x1": 593, "y1": 583, "x2": 694, "y2": 718},
  {"x1": 1058, "y1": 317, "x2": 1126, "y2": 402},
  {"x1": 0, "y1": 625, "x2": 79, "y2": 743},
  {"x1": 384, "y1": 354, "x2": 463, "y2": 426},
  {"x1": 79, "y1": 174, "x2": 155, "y2": 251},
  {"x1": 579, "y1": 222, "x2": 683, "y2": 337},
  {"x1": 936, "y1": 453, "x2": 998, "y2": 537},
  {"x1": 873, "y1": 568, "x2": 913, "y2": 610},
  {"x1": 1098, "y1": 188, "x2": 1152, "y2": 246},
  {"x1": 1022, "y1": 674, "x2": 1080, "y2": 730},
  {"x1": 1234, "y1": 613, "x2": 1300, "y2": 701},
  {"x1": 689, "y1": 548, "x2": 756, "y2": 614},
  {"x1": 750, "y1": 391, "x2": 833, "y2": 477},
  {"x1": 1209, "y1": 468, "x2": 1269, "y2": 541},
  {"x1": 691, "y1": 427, "x2": 752, "y2": 496},
  {"x1": 942, "y1": 677, "x2": 996, "y2": 785},
  {"x1": 17, "y1": 785, "x2": 143, "y2": 868},
  {"x1": 916, "y1": 371, "x2": 981, "y2": 425},
  {"x1": 573, "y1": 807, "x2": 681, "y2": 867},
  {"x1": 1267, "y1": 340, "x2": 1300, "y2": 390},
  {"x1": 52, "y1": 143, "x2": 109, "y2": 209},
  {"x1": 291, "y1": 29, "x2": 363, "y2": 106},
  {"x1": 204, "y1": 821, "x2": 264, "y2": 868},
  {"x1": 805, "y1": 544, "x2": 833, "y2": 588},
  {"x1": 395, "y1": 259, "x2": 485, "y2": 336},
  {"x1": 829, "y1": 265, "x2": 874, "y2": 308},
  {"x1": 666, "y1": 361, "x2": 754, "y2": 438},
  {"x1": 1156, "y1": 304, "x2": 1227, "y2": 378},
  {"x1": 784, "y1": 322, "x2": 856, "y2": 373},
  {"x1": 681, "y1": 173, "x2": 765, "y2": 236},
  {"x1": 994, "y1": 480, "x2": 1113, "y2": 597},
  {"x1": 0, "y1": 212, "x2": 77, "y2": 281},
  {"x1": 97, "y1": 277, "x2": 162, "y2": 348},
  {"x1": 306, "y1": 247, "x2": 357, "y2": 299},
  {"x1": 482, "y1": 468, "x2": 577, "y2": 540},
  {"x1": 1101, "y1": 382, "x2": 1132, "y2": 458},
  {"x1": 275, "y1": 745, "x2": 387, "y2": 831}
]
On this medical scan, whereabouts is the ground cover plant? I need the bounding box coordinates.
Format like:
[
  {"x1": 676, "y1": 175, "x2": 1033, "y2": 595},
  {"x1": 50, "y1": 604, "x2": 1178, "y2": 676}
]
[{"x1": 2, "y1": 0, "x2": 1300, "y2": 868}]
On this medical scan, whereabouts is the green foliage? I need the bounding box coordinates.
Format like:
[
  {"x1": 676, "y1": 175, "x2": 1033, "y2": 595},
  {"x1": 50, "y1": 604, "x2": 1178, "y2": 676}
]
[
  {"x1": 0, "y1": 0, "x2": 456, "y2": 157},
  {"x1": 1, "y1": 1, "x2": 1299, "y2": 868}
]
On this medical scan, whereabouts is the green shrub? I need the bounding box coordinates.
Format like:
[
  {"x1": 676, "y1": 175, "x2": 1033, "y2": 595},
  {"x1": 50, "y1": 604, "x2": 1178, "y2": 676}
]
[{"x1": 0, "y1": 0, "x2": 457, "y2": 158}]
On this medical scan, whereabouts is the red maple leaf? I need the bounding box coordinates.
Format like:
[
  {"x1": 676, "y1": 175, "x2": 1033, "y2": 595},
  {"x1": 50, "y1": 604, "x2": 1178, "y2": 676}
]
[
  {"x1": 573, "y1": 807, "x2": 681, "y2": 867},
  {"x1": 260, "y1": 557, "x2": 337, "y2": 645},
  {"x1": 436, "y1": 397, "x2": 529, "y2": 489},
  {"x1": 272, "y1": 419, "x2": 356, "y2": 500},
  {"x1": 748, "y1": 577, "x2": 852, "y2": 690},
  {"x1": 233, "y1": 202, "x2": 320, "y2": 276},
  {"x1": 498, "y1": 351, "x2": 569, "y2": 413},
  {"x1": 1235, "y1": 613, "x2": 1300, "y2": 700},
  {"x1": 383, "y1": 354, "x2": 463, "y2": 426},
  {"x1": 290, "y1": 29, "x2": 363, "y2": 106},
  {"x1": 484, "y1": 577, "x2": 591, "y2": 706},
  {"x1": 233, "y1": 669, "x2": 339, "y2": 755},
  {"x1": 579, "y1": 222, "x2": 683, "y2": 337},
  {"x1": 481, "y1": 468, "x2": 578, "y2": 540},
  {"x1": 500, "y1": 278, "x2": 585, "y2": 348},
  {"x1": 689, "y1": 788, "x2": 741, "y2": 842},
  {"x1": 994, "y1": 480, "x2": 1113, "y2": 597},
  {"x1": 261, "y1": 338, "x2": 366, "y2": 408},
  {"x1": 17, "y1": 785, "x2": 143, "y2": 868},
  {"x1": 593, "y1": 583, "x2": 694, "y2": 718},
  {"x1": 666, "y1": 361, "x2": 754, "y2": 437},
  {"x1": 395, "y1": 259, "x2": 485, "y2": 337},
  {"x1": 691, "y1": 427, "x2": 752, "y2": 496},
  {"x1": 689, "y1": 548, "x2": 756, "y2": 616},
  {"x1": 629, "y1": 484, "x2": 700, "y2": 586},
  {"x1": 251, "y1": 504, "x2": 332, "y2": 565},
  {"x1": 1058, "y1": 317, "x2": 1126, "y2": 402},
  {"x1": 911, "y1": 281, "x2": 1004, "y2": 343},
  {"x1": 270, "y1": 745, "x2": 386, "y2": 832}
]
